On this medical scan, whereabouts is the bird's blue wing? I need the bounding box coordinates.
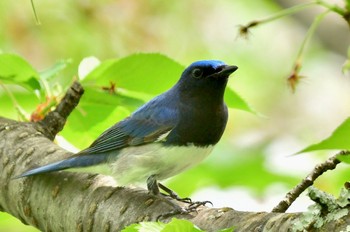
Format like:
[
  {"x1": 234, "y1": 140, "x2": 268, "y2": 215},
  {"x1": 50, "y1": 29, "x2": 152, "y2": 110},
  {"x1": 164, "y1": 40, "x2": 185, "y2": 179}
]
[
  {"x1": 80, "y1": 105, "x2": 177, "y2": 155},
  {"x1": 16, "y1": 94, "x2": 178, "y2": 178},
  {"x1": 80, "y1": 94, "x2": 178, "y2": 155}
]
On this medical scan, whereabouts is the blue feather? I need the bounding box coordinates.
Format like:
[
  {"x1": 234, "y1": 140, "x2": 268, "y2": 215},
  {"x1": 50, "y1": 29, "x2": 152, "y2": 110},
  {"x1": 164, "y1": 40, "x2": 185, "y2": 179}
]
[
  {"x1": 187, "y1": 60, "x2": 225, "y2": 69},
  {"x1": 15, "y1": 154, "x2": 110, "y2": 178}
]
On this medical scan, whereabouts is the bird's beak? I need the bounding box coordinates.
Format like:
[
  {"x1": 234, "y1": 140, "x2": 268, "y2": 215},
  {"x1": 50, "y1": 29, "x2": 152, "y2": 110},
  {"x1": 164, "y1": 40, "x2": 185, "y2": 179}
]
[
  {"x1": 210, "y1": 65, "x2": 238, "y2": 78},
  {"x1": 218, "y1": 65, "x2": 238, "y2": 77}
]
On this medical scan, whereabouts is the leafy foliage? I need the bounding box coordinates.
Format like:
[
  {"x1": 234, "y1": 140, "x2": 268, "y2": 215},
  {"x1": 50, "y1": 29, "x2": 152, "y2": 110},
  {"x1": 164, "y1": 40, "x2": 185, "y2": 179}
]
[
  {"x1": 0, "y1": 53, "x2": 41, "y2": 91},
  {"x1": 122, "y1": 218, "x2": 234, "y2": 232},
  {"x1": 298, "y1": 117, "x2": 350, "y2": 154},
  {"x1": 84, "y1": 53, "x2": 184, "y2": 96},
  {"x1": 40, "y1": 59, "x2": 72, "y2": 82},
  {"x1": 224, "y1": 88, "x2": 256, "y2": 114},
  {"x1": 60, "y1": 86, "x2": 143, "y2": 148}
]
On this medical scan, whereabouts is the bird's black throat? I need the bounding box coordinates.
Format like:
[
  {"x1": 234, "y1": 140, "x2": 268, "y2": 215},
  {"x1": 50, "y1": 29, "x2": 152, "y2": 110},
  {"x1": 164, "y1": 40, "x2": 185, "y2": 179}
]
[{"x1": 165, "y1": 78, "x2": 229, "y2": 147}]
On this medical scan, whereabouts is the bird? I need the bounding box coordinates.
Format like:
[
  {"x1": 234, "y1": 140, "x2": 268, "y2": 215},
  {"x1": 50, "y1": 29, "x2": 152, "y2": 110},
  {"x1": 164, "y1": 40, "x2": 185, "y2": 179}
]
[{"x1": 17, "y1": 60, "x2": 238, "y2": 199}]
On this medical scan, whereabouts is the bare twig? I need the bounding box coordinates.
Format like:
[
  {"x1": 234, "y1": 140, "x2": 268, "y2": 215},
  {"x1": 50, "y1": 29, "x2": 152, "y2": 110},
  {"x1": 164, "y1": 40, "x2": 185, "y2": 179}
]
[
  {"x1": 38, "y1": 81, "x2": 84, "y2": 140},
  {"x1": 287, "y1": 10, "x2": 330, "y2": 92},
  {"x1": 30, "y1": 0, "x2": 41, "y2": 25},
  {"x1": 272, "y1": 150, "x2": 350, "y2": 213},
  {"x1": 238, "y1": 2, "x2": 316, "y2": 38}
]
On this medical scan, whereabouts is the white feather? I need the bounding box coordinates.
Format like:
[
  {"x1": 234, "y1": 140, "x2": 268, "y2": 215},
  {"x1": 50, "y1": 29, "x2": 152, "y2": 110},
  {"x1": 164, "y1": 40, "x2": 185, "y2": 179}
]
[
  {"x1": 72, "y1": 144, "x2": 214, "y2": 185},
  {"x1": 111, "y1": 144, "x2": 214, "y2": 184}
]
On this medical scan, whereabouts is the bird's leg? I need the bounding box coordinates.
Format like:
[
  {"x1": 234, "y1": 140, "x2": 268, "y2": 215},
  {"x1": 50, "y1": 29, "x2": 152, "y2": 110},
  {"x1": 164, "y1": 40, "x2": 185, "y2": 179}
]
[
  {"x1": 147, "y1": 175, "x2": 212, "y2": 212},
  {"x1": 147, "y1": 175, "x2": 189, "y2": 202},
  {"x1": 187, "y1": 200, "x2": 213, "y2": 211},
  {"x1": 158, "y1": 182, "x2": 212, "y2": 211},
  {"x1": 147, "y1": 175, "x2": 188, "y2": 218},
  {"x1": 147, "y1": 175, "x2": 160, "y2": 195},
  {"x1": 157, "y1": 182, "x2": 192, "y2": 204}
]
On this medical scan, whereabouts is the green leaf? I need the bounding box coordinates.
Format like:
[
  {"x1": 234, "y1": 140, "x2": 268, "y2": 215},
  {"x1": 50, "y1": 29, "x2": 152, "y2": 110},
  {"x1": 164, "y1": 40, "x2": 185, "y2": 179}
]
[
  {"x1": 0, "y1": 89, "x2": 40, "y2": 119},
  {"x1": 336, "y1": 152, "x2": 350, "y2": 164},
  {"x1": 298, "y1": 117, "x2": 350, "y2": 154},
  {"x1": 225, "y1": 87, "x2": 256, "y2": 114},
  {"x1": 337, "y1": 155, "x2": 350, "y2": 164},
  {"x1": 121, "y1": 221, "x2": 165, "y2": 232},
  {"x1": 60, "y1": 87, "x2": 144, "y2": 148},
  {"x1": 162, "y1": 218, "x2": 202, "y2": 232},
  {"x1": 218, "y1": 227, "x2": 235, "y2": 232},
  {"x1": 40, "y1": 59, "x2": 72, "y2": 80},
  {"x1": 0, "y1": 53, "x2": 40, "y2": 90},
  {"x1": 84, "y1": 53, "x2": 184, "y2": 95},
  {"x1": 121, "y1": 219, "x2": 203, "y2": 232}
]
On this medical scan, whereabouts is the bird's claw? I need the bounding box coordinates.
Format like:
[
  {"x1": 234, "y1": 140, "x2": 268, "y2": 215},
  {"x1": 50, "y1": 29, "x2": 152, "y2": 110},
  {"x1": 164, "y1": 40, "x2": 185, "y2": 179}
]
[
  {"x1": 152, "y1": 180, "x2": 212, "y2": 214},
  {"x1": 161, "y1": 192, "x2": 192, "y2": 204},
  {"x1": 156, "y1": 201, "x2": 212, "y2": 220},
  {"x1": 186, "y1": 200, "x2": 212, "y2": 212},
  {"x1": 157, "y1": 182, "x2": 193, "y2": 203},
  {"x1": 180, "y1": 197, "x2": 192, "y2": 204}
]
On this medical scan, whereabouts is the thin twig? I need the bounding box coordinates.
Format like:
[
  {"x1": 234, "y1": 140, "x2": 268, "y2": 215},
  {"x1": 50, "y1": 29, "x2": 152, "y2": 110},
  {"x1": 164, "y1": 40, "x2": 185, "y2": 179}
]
[
  {"x1": 30, "y1": 0, "x2": 41, "y2": 25},
  {"x1": 255, "y1": 1, "x2": 317, "y2": 25},
  {"x1": 316, "y1": 0, "x2": 346, "y2": 16},
  {"x1": 271, "y1": 150, "x2": 350, "y2": 213},
  {"x1": 0, "y1": 82, "x2": 29, "y2": 121},
  {"x1": 287, "y1": 10, "x2": 330, "y2": 92},
  {"x1": 238, "y1": 2, "x2": 317, "y2": 38},
  {"x1": 295, "y1": 10, "x2": 330, "y2": 65}
]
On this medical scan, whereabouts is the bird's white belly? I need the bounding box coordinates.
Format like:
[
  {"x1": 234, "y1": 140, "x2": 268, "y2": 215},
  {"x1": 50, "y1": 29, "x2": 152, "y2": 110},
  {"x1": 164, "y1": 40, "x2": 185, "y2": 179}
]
[{"x1": 109, "y1": 144, "x2": 214, "y2": 185}]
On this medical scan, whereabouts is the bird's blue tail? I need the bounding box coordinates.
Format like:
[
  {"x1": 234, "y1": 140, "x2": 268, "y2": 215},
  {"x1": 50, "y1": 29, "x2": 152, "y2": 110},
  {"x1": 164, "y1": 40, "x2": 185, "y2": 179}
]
[{"x1": 15, "y1": 154, "x2": 110, "y2": 178}]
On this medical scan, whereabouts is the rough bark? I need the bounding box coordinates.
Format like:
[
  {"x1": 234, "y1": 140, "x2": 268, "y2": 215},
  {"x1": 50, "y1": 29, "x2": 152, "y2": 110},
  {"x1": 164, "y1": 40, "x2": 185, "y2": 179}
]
[{"x1": 1, "y1": 82, "x2": 350, "y2": 231}]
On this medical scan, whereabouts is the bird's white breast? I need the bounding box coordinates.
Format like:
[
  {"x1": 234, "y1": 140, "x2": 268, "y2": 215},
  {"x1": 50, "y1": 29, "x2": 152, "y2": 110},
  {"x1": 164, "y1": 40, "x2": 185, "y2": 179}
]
[{"x1": 110, "y1": 144, "x2": 214, "y2": 185}]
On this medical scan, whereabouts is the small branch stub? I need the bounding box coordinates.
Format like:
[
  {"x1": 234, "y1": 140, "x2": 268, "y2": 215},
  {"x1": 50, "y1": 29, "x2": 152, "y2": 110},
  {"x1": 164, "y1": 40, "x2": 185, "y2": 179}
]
[{"x1": 38, "y1": 81, "x2": 84, "y2": 140}]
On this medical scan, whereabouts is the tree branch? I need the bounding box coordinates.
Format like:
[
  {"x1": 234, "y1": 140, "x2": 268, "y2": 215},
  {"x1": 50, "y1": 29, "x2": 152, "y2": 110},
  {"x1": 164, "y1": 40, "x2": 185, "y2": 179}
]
[
  {"x1": 272, "y1": 151, "x2": 349, "y2": 213},
  {"x1": 1, "y1": 82, "x2": 350, "y2": 231}
]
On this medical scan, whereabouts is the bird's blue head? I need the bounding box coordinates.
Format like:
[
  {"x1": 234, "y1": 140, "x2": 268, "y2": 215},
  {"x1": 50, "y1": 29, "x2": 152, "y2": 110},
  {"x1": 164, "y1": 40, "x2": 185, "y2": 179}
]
[
  {"x1": 176, "y1": 60, "x2": 238, "y2": 101},
  {"x1": 180, "y1": 60, "x2": 237, "y2": 84}
]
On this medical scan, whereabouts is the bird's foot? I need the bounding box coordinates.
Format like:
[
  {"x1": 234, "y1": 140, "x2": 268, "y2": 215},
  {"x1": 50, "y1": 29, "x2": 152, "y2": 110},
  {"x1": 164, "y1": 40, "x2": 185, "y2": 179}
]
[
  {"x1": 186, "y1": 200, "x2": 212, "y2": 212},
  {"x1": 158, "y1": 182, "x2": 212, "y2": 211},
  {"x1": 156, "y1": 200, "x2": 213, "y2": 220},
  {"x1": 158, "y1": 182, "x2": 192, "y2": 203},
  {"x1": 147, "y1": 175, "x2": 212, "y2": 214}
]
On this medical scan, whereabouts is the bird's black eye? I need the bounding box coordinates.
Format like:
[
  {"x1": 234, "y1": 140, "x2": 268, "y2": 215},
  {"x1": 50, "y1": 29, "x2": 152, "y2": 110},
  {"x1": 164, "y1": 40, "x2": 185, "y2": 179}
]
[{"x1": 192, "y1": 68, "x2": 203, "y2": 79}]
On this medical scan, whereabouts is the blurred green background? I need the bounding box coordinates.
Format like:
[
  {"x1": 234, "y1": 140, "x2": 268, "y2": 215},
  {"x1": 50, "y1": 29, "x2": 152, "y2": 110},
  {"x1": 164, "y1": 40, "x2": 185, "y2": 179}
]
[{"x1": 0, "y1": 0, "x2": 349, "y2": 231}]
